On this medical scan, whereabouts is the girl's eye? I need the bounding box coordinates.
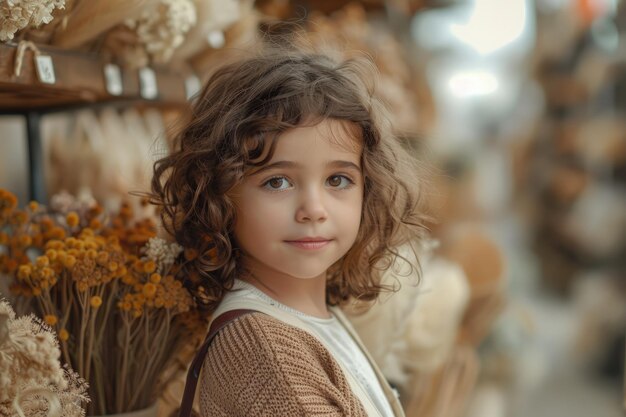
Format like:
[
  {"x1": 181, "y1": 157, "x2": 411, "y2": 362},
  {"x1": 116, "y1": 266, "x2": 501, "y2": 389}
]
[
  {"x1": 262, "y1": 176, "x2": 292, "y2": 191},
  {"x1": 326, "y1": 175, "x2": 354, "y2": 189}
]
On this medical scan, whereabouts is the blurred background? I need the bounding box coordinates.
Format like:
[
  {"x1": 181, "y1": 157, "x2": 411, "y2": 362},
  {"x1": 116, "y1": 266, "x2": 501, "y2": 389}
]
[{"x1": 0, "y1": 1, "x2": 624, "y2": 416}]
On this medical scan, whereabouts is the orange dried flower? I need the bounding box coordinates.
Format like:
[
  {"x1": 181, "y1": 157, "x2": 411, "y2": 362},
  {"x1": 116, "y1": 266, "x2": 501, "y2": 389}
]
[
  {"x1": 0, "y1": 190, "x2": 18, "y2": 210},
  {"x1": 45, "y1": 249, "x2": 57, "y2": 260},
  {"x1": 89, "y1": 218, "x2": 102, "y2": 230},
  {"x1": 90, "y1": 296, "x2": 103, "y2": 308},
  {"x1": 64, "y1": 255, "x2": 77, "y2": 268},
  {"x1": 40, "y1": 217, "x2": 54, "y2": 231},
  {"x1": 66, "y1": 212, "x2": 80, "y2": 227},
  {"x1": 49, "y1": 227, "x2": 66, "y2": 239},
  {"x1": 17, "y1": 264, "x2": 31, "y2": 279},
  {"x1": 44, "y1": 314, "x2": 58, "y2": 326},
  {"x1": 18, "y1": 235, "x2": 32, "y2": 247},
  {"x1": 143, "y1": 260, "x2": 156, "y2": 274},
  {"x1": 58, "y1": 328, "x2": 69, "y2": 341},
  {"x1": 11, "y1": 211, "x2": 28, "y2": 225},
  {"x1": 36, "y1": 256, "x2": 49, "y2": 267},
  {"x1": 142, "y1": 283, "x2": 157, "y2": 298},
  {"x1": 96, "y1": 251, "x2": 109, "y2": 265},
  {"x1": 184, "y1": 248, "x2": 198, "y2": 261}
]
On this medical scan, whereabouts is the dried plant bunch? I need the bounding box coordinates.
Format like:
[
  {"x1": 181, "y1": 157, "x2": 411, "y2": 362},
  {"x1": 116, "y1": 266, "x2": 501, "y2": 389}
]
[
  {"x1": 0, "y1": 189, "x2": 207, "y2": 415},
  {"x1": 102, "y1": 0, "x2": 197, "y2": 68},
  {"x1": 0, "y1": 298, "x2": 89, "y2": 417},
  {"x1": 0, "y1": 0, "x2": 66, "y2": 42},
  {"x1": 51, "y1": 0, "x2": 158, "y2": 49}
]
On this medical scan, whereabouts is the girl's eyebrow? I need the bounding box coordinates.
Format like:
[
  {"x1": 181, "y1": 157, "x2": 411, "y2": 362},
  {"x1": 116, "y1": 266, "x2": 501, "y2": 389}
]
[{"x1": 253, "y1": 160, "x2": 361, "y2": 175}]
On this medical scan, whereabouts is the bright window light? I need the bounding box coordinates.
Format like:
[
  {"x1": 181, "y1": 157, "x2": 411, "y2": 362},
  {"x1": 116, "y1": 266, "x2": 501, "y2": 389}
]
[
  {"x1": 448, "y1": 71, "x2": 499, "y2": 97},
  {"x1": 450, "y1": 0, "x2": 527, "y2": 55}
]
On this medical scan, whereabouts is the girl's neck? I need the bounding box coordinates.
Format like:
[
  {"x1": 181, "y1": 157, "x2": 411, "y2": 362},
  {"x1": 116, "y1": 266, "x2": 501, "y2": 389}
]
[{"x1": 240, "y1": 265, "x2": 331, "y2": 319}]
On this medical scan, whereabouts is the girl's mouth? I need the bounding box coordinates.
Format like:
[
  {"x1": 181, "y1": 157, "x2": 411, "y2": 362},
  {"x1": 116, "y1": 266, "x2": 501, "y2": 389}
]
[{"x1": 284, "y1": 238, "x2": 332, "y2": 250}]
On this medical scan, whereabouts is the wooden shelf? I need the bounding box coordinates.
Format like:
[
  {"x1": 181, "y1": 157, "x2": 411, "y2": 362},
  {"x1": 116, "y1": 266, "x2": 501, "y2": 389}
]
[{"x1": 0, "y1": 43, "x2": 191, "y2": 112}]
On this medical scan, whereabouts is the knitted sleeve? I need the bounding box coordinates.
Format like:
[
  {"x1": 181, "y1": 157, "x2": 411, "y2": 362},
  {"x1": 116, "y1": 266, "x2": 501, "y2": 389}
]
[{"x1": 198, "y1": 312, "x2": 367, "y2": 417}]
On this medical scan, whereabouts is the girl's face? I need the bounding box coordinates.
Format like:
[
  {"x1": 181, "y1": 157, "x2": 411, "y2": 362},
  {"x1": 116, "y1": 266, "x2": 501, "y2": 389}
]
[{"x1": 230, "y1": 119, "x2": 364, "y2": 282}]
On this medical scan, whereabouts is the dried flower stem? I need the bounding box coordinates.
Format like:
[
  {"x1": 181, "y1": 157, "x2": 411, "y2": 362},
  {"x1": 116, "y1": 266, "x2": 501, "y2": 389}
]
[{"x1": 116, "y1": 316, "x2": 131, "y2": 413}]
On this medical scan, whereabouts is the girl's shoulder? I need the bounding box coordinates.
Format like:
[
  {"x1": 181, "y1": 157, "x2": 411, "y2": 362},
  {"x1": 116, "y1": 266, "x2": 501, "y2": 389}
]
[
  {"x1": 200, "y1": 312, "x2": 367, "y2": 416},
  {"x1": 207, "y1": 311, "x2": 333, "y2": 364}
]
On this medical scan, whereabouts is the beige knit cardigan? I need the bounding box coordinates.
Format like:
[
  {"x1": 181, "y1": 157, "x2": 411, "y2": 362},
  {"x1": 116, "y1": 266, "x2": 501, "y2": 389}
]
[{"x1": 198, "y1": 299, "x2": 406, "y2": 417}]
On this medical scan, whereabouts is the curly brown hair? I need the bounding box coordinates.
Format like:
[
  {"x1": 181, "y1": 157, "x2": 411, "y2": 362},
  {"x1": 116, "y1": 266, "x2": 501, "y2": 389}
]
[{"x1": 151, "y1": 48, "x2": 428, "y2": 314}]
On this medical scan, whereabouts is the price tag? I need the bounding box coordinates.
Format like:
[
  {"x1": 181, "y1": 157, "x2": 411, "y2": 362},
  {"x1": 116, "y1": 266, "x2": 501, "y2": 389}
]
[
  {"x1": 34, "y1": 55, "x2": 56, "y2": 84},
  {"x1": 207, "y1": 30, "x2": 225, "y2": 49},
  {"x1": 185, "y1": 74, "x2": 201, "y2": 100},
  {"x1": 139, "y1": 67, "x2": 158, "y2": 99},
  {"x1": 104, "y1": 64, "x2": 123, "y2": 96}
]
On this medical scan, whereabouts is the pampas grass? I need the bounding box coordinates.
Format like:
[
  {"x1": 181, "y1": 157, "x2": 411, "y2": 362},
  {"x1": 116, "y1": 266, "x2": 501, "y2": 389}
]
[{"x1": 52, "y1": 0, "x2": 158, "y2": 49}]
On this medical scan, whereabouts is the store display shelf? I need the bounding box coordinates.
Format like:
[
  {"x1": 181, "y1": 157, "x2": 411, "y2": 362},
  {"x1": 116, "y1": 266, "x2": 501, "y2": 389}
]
[{"x1": 0, "y1": 43, "x2": 190, "y2": 112}]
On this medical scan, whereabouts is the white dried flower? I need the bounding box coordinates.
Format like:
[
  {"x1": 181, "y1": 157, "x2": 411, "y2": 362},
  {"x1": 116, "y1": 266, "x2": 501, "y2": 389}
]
[
  {"x1": 0, "y1": 0, "x2": 65, "y2": 42},
  {"x1": 142, "y1": 237, "x2": 183, "y2": 274},
  {"x1": 124, "y1": 0, "x2": 196, "y2": 64},
  {"x1": 0, "y1": 299, "x2": 89, "y2": 416}
]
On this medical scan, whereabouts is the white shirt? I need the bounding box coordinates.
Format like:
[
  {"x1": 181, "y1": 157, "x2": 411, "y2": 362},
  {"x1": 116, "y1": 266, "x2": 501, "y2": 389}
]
[{"x1": 231, "y1": 279, "x2": 395, "y2": 417}]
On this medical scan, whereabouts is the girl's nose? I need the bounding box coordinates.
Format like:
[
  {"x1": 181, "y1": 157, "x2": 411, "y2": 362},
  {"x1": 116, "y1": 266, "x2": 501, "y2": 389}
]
[{"x1": 295, "y1": 188, "x2": 328, "y2": 223}]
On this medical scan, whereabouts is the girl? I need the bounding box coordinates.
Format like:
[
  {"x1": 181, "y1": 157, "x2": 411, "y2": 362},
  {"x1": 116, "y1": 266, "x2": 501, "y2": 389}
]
[{"x1": 152, "y1": 47, "x2": 426, "y2": 416}]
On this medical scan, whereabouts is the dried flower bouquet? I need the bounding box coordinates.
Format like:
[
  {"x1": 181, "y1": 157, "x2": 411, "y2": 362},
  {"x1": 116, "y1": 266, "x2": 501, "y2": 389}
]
[
  {"x1": 0, "y1": 298, "x2": 89, "y2": 417},
  {"x1": 0, "y1": 189, "x2": 207, "y2": 415}
]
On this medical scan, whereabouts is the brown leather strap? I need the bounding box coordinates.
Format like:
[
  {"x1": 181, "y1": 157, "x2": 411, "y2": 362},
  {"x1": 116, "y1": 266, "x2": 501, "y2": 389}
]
[{"x1": 178, "y1": 309, "x2": 257, "y2": 417}]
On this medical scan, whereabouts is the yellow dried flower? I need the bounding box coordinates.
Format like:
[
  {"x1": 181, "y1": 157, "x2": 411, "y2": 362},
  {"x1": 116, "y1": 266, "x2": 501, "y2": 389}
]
[
  {"x1": 84, "y1": 240, "x2": 98, "y2": 250},
  {"x1": 28, "y1": 201, "x2": 39, "y2": 211},
  {"x1": 49, "y1": 227, "x2": 66, "y2": 239},
  {"x1": 17, "y1": 264, "x2": 31, "y2": 279},
  {"x1": 108, "y1": 261, "x2": 119, "y2": 272},
  {"x1": 46, "y1": 239, "x2": 64, "y2": 250},
  {"x1": 143, "y1": 260, "x2": 156, "y2": 274},
  {"x1": 45, "y1": 249, "x2": 58, "y2": 261},
  {"x1": 89, "y1": 218, "x2": 102, "y2": 230},
  {"x1": 149, "y1": 273, "x2": 161, "y2": 284},
  {"x1": 32, "y1": 287, "x2": 42, "y2": 296},
  {"x1": 56, "y1": 250, "x2": 67, "y2": 263},
  {"x1": 86, "y1": 249, "x2": 98, "y2": 259},
  {"x1": 142, "y1": 283, "x2": 157, "y2": 298},
  {"x1": 96, "y1": 251, "x2": 109, "y2": 265},
  {"x1": 115, "y1": 265, "x2": 127, "y2": 278},
  {"x1": 90, "y1": 296, "x2": 103, "y2": 308},
  {"x1": 122, "y1": 274, "x2": 135, "y2": 285},
  {"x1": 44, "y1": 314, "x2": 58, "y2": 326},
  {"x1": 66, "y1": 212, "x2": 79, "y2": 227},
  {"x1": 58, "y1": 328, "x2": 69, "y2": 341},
  {"x1": 40, "y1": 267, "x2": 54, "y2": 280},
  {"x1": 36, "y1": 256, "x2": 49, "y2": 267},
  {"x1": 64, "y1": 255, "x2": 77, "y2": 268}
]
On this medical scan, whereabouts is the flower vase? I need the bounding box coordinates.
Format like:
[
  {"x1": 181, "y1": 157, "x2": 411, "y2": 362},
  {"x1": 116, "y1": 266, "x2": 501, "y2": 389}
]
[{"x1": 92, "y1": 403, "x2": 158, "y2": 417}]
